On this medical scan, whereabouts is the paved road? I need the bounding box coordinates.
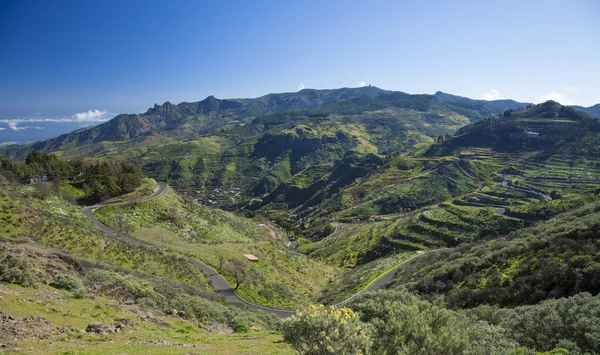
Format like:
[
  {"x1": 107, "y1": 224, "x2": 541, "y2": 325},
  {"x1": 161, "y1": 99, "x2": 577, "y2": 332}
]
[
  {"x1": 82, "y1": 182, "x2": 169, "y2": 247},
  {"x1": 84, "y1": 181, "x2": 422, "y2": 317},
  {"x1": 334, "y1": 252, "x2": 422, "y2": 307},
  {"x1": 499, "y1": 175, "x2": 552, "y2": 201},
  {"x1": 514, "y1": 174, "x2": 600, "y2": 184}
]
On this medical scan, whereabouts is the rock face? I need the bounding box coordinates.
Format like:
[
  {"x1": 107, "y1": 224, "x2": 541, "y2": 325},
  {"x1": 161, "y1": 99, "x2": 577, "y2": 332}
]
[
  {"x1": 0, "y1": 311, "x2": 58, "y2": 345},
  {"x1": 197, "y1": 323, "x2": 233, "y2": 334},
  {"x1": 85, "y1": 320, "x2": 136, "y2": 335}
]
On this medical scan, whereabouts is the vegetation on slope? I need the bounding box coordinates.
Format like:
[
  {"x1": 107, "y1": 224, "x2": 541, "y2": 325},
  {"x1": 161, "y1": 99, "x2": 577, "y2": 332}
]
[
  {"x1": 284, "y1": 289, "x2": 600, "y2": 354},
  {"x1": 1, "y1": 151, "x2": 145, "y2": 203},
  {"x1": 0, "y1": 244, "x2": 287, "y2": 354},
  {"x1": 93, "y1": 188, "x2": 341, "y2": 308},
  {"x1": 390, "y1": 196, "x2": 600, "y2": 308},
  {"x1": 304, "y1": 204, "x2": 523, "y2": 268},
  {"x1": 427, "y1": 101, "x2": 600, "y2": 156},
  {"x1": 0, "y1": 179, "x2": 209, "y2": 290}
]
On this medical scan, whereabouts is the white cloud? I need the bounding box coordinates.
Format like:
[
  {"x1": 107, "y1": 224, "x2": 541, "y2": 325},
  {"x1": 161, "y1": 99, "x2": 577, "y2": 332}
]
[
  {"x1": 72, "y1": 109, "x2": 108, "y2": 121},
  {"x1": 298, "y1": 82, "x2": 305, "y2": 90},
  {"x1": 565, "y1": 86, "x2": 579, "y2": 92},
  {"x1": 5, "y1": 120, "x2": 44, "y2": 131},
  {"x1": 481, "y1": 88, "x2": 504, "y2": 100},
  {"x1": 538, "y1": 91, "x2": 576, "y2": 105},
  {"x1": 0, "y1": 127, "x2": 5, "y2": 131},
  {"x1": 0, "y1": 109, "x2": 111, "y2": 129},
  {"x1": 359, "y1": 81, "x2": 367, "y2": 87}
]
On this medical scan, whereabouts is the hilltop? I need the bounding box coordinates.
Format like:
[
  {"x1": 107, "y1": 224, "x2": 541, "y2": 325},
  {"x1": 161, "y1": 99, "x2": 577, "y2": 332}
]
[{"x1": 427, "y1": 100, "x2": 600, "y2": 156}]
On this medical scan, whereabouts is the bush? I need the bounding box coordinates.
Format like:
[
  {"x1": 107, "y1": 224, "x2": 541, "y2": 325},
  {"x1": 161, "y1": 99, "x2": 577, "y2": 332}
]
[
  {"x1": 0, "y1": 254, "x2": 43, "y2": 287},
  {"x1": 470, "y1": 292, "x2": 600, "y2": 354},
  {"x1": 85, "y1": 269, "x2": 167, "y2": 307},
  {"x1": 282, "y1": 305, "x2": 371, "y2": 355},
  {"x1": 170, "y1": 293, "x2": 229, "y2": 324},
  {"x1": 348, "y1": 289, "x2": 519, "y2": 355},
  {"x1": 232, "y1": 323, "x2": 249, "y2": 333},
  {"x1": 50, "y1": 274, "x2": 86, "y2": 298},
  {"x1": 50, "y1": 274, "x2": 83, "y2": 291}
]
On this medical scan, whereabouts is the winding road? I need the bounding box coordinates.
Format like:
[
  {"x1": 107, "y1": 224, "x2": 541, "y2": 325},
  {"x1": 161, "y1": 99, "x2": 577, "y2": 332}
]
[
  {"x1": 499, "y1": 174, "x2": 552, "y2": 201},
  {"x1": 83, "y1": 182, "x2": 415, "y2": 317}
]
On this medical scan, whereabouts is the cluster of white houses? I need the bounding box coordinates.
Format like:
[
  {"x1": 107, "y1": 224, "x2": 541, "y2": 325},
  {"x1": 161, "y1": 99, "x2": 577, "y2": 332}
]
[{"x1": 22, "y1": 175, "x2": 50, "y2": 184}]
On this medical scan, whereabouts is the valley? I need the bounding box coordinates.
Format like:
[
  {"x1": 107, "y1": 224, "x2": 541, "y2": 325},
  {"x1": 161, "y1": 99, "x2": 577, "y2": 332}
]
[{"x1": 2, "y1": 91, "x2": 600, "y2": 354}]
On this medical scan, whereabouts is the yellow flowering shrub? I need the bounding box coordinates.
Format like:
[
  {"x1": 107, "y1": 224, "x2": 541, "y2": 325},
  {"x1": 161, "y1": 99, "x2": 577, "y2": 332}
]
[{"x1": 282, "y1": 304, "x2": 371, "y2": 355}]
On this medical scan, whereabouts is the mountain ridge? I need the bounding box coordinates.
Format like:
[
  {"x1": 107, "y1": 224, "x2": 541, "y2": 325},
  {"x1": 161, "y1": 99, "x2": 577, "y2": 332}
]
[{"x1": 1, "y1": 86, "x2": 535, "y2": 156}]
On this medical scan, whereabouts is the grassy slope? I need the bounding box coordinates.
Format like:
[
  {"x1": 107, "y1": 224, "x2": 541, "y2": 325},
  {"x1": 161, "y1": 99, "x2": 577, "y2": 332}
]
[
  {"x1": 0, "y1": 241, "x2": 290, "y2": 355},
  {"x1": 0, "y1": 180, "x2": 293, "y2": 353},
  {"x1": 297, "y1": 158, "x2": 494, "y2": 224},
  {"x1": 0, "y1": 183, "x2": 209, "y2": 290},
  {"x1": 93, "y1": 188, "x2": 341, "y2": 308},
  {"x1": 0, "y1": 284, "x2": 291, "y2": 355}
]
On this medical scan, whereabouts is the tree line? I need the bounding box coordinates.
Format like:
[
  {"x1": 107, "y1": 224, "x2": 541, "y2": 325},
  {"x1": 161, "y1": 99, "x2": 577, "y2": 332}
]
[{"x1": 0, "y1": 151, "x2": 145, "y2": 202}]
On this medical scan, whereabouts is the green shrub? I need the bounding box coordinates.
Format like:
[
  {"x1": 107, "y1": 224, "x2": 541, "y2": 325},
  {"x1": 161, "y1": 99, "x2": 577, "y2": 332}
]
[
  {"x1": 0, "y1": 253, "x2": 43, "y2": 287},
  {"x1": 232, "y1": 323, "x2": 249, "y2": 333},
  {"x1": 85, "y1": 269, "x2": 167, "y2": 307},
  {"x1": 169, "y1": 293, "x2": 228, "y2": 324},
  {"x1": 50, "y1": 274, "x2": 86, "y2": 298},
  {"x1": 470, "y1": 292, "x2": 600, "y2": 354},
  {"x1": 282, "y1": 304, "x2": 371, "y2": 355},
  {"x1": 349, "y1": 289, "x2": 519, "y2": 355},
  {"x1": 50, "y1": 274, "x2": 83, "y2": 291}
]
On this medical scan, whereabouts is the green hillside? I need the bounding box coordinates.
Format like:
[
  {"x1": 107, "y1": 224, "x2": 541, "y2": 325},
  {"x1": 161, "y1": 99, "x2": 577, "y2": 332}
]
[
  {"x1": 389, "y1": 194, "x2": 600, "y2": 308},
  {"x1": 427, "y1": 100, "x2": 600, "y2": 156},
  {"x1": 92, "y1": 187, "x2": 341, "y2": 308},
  {"x1": 3, "y1": 94, "x2": 600, "y2": 354}
]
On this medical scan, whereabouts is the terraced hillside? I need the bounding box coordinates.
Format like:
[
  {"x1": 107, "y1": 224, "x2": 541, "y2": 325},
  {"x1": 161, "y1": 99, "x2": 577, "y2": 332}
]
[
  {"x1": 389, "y1": 196, "x2": 600, "y2": 308},
  {"x1": 284, "y1": 101, "x2": 600, "y2": 278},
  {"x1": 428, "y1": 100, "x2": 600, "y2": 156},
  {"x1": 302, "y1": 204, "x2": 523, "y2": 268}
]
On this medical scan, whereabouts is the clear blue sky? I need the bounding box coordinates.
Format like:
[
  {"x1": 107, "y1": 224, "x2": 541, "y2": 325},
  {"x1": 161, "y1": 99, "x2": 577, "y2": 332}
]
[{"x1": 0, "y1": 0, "x2": 599, "y2": 126}]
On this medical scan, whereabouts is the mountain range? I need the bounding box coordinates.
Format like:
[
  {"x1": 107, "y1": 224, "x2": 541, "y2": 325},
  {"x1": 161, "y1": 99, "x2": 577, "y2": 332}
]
[{"x1": 2, "y1": 86, "x2": 600, "y2": 354}]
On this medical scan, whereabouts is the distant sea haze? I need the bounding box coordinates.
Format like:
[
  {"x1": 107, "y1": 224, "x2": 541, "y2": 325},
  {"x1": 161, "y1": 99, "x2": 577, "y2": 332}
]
[{"x1": 0, "y1": 121, "x2": 97, "y2": 144}]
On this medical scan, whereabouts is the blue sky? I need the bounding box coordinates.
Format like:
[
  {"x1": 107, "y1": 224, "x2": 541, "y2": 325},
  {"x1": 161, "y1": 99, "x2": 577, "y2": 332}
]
[{"x1": 0, "y1": 0, "x2": 599, "y2": 135}]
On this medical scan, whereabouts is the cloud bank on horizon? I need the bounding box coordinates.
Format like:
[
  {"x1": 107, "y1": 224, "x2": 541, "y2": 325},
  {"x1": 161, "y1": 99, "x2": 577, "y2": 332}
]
[
  {"x1": 0, "y1": 109, "x2": 111, "y2": 132},
  {"x1": 481, "y1": 89, "x2": 504, "y2": 101}
]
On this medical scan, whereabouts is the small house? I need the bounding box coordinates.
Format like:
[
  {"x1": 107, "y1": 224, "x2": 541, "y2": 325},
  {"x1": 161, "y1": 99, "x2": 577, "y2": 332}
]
[{"x1": 243, "y1": 254, "x2": 259, "y2": 262}]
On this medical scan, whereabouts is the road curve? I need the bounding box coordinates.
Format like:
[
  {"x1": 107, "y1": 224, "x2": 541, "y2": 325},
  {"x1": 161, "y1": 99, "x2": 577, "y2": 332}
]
[
  {"x1": 83, "y1": 181, "x2": 418, "y2": 317},
  {"x1": 499, "y1": 175, "x2": 552, "y2": 201}
]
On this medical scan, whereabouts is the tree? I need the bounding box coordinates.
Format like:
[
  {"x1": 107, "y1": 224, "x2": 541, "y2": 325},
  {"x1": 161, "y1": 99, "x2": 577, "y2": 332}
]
[
  {"x1": 226, "y1": 258, "x2": 248, "y2": 289},
  {"x1": 36, "y1": 181, "x2": 52, "y2": 200},
  {"x1": 52, "y1": 177, "x2": 62, "y2": 196},
  {"x1": 115, "y1": 214, "x2": 134, "y2": 234},
  {"x1": 218, "y1": 255, "x2": 225, "y2": 272}
]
